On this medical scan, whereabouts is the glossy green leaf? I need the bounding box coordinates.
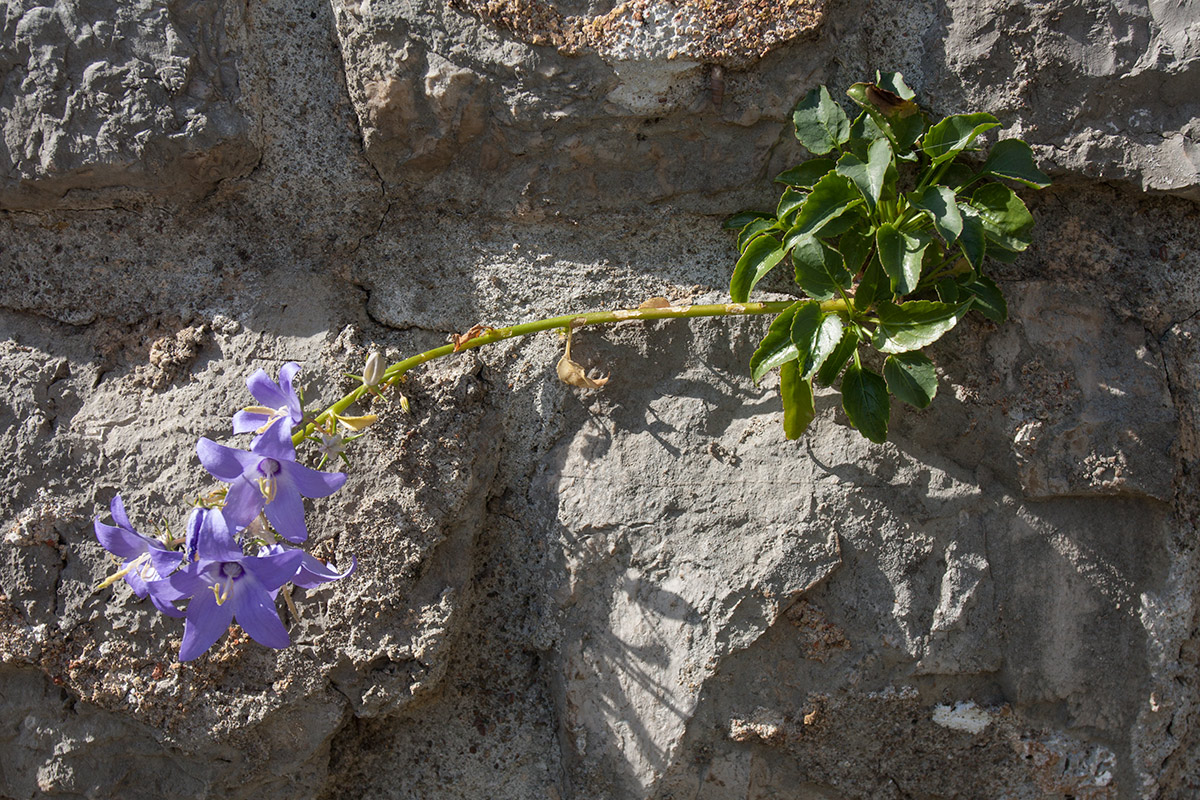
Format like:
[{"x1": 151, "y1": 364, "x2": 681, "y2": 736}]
[
  {"x1": 749, "y1": 301, "x2": 802, "y2": 383},
  {"x1": 871, "y1": 300, "x2": 971, "y2": 353},
  {"x1": 790, "y1": 300, "x2": 844, "y2": 378},
  {"x1": 838, "y1": 222, "x2": 874, "y2": 274},
  {"x1": 910, "y1": 185, "x2": 963, "y2": 244},
  {"x1": 847, "y1": 80, "x2": 925, "y2": 153},
  {"x1": 921, "y1": 112, "x2": 999, "y2": 164},
  {"x1": 730, "y1": 234, "x2": 785, "y2": 302},
  {"x1": 775, "y1": 158, "x2": 836, "y2": 188},
  {"x1": 876, "y1": 223, "x2": 930, "y2": 295},
  {"x1": 792, "y1": 86, "x2": 850, "y2": 155},
  {"x1": 935, "y1": 278, "x2": 960, "y2": 303},
  {"x1": 737, "y1": 217, "x2": 778, "y2": 253},
  {"x1": 780, "y1": 360, "x2": 816, "y2": 440},
  {"x1": 956, "y1": 205, "x2": 986, "y2": 269},
  {"x1": 875, "y1": 71, "x2": 916, "y2": 100},
  {"x1": 883, "y1": 351, "x2": 938, "y2": 408},
  {"x1": 847, "y1": 110, "x2": 887, "y2": 160},
  {"x1": 959, "y1": 274, "x2": 1007, "y2": 323},
  {"x1": 816, "y1": 327, "x2": 859, "y2": 386},
  {"x1": 836, "y1": 138, "x2": 894, "y2": 213},
  {"x1": 776, "y1": 187, "x2": 807, "y2": 223},
  {"x1": 792, "y1": 236, "x2": 852, "y2": 300},
  {"x1": 854, "y1": 255, "x2": 892, "y2": 312},
  {"x1": 970, "y1": 183, "x2": 1034, "y2": 252},
  {"x1": 724, "y1": 210, "x2": 772, "y2": 231},
  {"x1": 979, "y1": 139, "x2": 1051, "y2": 188},
  {"x1": 841, "y1": 362, "x2": 889, "y2": 443},
  {"x1": 940, "y1": 162, "x2": 976, "y2": 191},
  {"x1": 784, "y1": 172, "x2": 863, "y2": 242}
]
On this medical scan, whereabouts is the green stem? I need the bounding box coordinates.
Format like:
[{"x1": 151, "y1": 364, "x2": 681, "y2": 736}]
[{"x1": 293, "y1": 299, "x2": 849, "y2": 446}]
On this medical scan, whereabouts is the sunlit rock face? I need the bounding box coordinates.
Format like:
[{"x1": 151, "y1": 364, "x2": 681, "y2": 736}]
[{"x1": 1, "y1": 0, "x2": 1199, "y2": 797}]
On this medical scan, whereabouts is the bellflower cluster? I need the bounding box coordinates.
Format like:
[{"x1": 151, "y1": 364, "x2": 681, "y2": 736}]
[{"x1": 94, "y1": 363, "x2": 355, "y2": 661}]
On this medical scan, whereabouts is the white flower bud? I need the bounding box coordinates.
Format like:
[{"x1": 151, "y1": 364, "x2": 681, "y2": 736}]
[{"x1": 363, "y1": 352, "x2": 385, "y2": 388}]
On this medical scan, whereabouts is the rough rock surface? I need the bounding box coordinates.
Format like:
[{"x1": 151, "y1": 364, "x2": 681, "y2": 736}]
[{"x1": 1, "y1": 0, "x2": 1199, "y2": 798}]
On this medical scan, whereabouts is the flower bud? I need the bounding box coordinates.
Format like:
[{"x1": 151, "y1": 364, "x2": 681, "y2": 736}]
[{"x1": 363, "y1": 352, "x2": 385, "y2": 389}]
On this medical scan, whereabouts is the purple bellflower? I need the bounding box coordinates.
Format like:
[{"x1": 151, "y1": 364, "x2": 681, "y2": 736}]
[
  {"x1": 197, "y1": 420, "x2": 346, "y2": 543},
  {"x1": 167, "y1": 508, "x2": 305, "y2": 661},
  {"x1": 94, "y1": 495, "x2": 185, "y2": 618},
  {"x1": 232, "y1": 362, "x2": 303, "y2": 443}
]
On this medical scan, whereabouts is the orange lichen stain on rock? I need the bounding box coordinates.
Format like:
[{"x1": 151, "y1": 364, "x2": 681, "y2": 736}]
[
  {"x1": 786, "y1": 599, "x2": 850, "y2": 661},
  {"x1": 449, "y1": 0, "x2": 827, "y2": 67}
]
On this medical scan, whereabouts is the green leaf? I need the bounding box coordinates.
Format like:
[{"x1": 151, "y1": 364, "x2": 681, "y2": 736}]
[
  {"x1": 784, "y1": 172, "x2": 863, "y2": 242},
  {"x1": 875, "y1": 71, "x2": 916, "y2": 100},
  {"x1": 909, "y1": 185, "x2": 963, "y2": 244},
  {"x1": 854, "y1": 255, "x2": 892, "y2": 311},
  {"x1": 790, "y1": 300, "x2": 844, "y2": 378},
  {"x1": 847, "y1": 111, "x2": 886, "y2": 160},
  {"x1": 836, "y1": 138, "x2": 894, "y2": 213},
  {"x1": 838, "y1": 222, "x2": 874, "y2": 274},
  {"x1": 775, "y1": 158, "x2": 836, "y2": 188},
  {"x1": 921, "y1": 112, "x2": 999, "y2": 164},
  {"x1": 957, "y1": 205, "x2": 986, "y2": 269},
  {"x1": 792, "y1": 236, "x2": 852, "y2": 300},
  {"x1": 940, "y1": 162, "x2": 976, "y2": 192},
  {"x1": 737, "y1": 217, "x2": 778, "y2": 253},
  {"x1": 776, "y1": 187, "x2": 807, "y2": 223},
  {"x1": 876, "y1": 223, "x2": 930, "y2": 295},
  {"x1": 730, "y1": 234, "x2": 785, "y2": 302},
  {"x1": 970, "y1": 183, "x2": 1034, "y2": 252},
  {"x1": 792, "y1": 86, "x2": 851, "y2": 155},
  {"x1": 749, "y1": 301, "x2": 802, "y2": 383},
  {"x1": 979, "y1": 139, "x2": 1051, "y2": 188},
  {"x1": 871, "y1": 300, "x2": 971, "y2": 354},
  {"x1": 960, "y1": 274, "x2": 1007, "y2": 323},
  {"x1": 935, "y1": 278, "x2": 960, "y2": 303},
  {"x1": 816, "y1": 327, "x2": 859, "y2": 387},
  {"x1": 841, "y1": 363, "x2": 890, "y2": 443},
  {"x1": 883, "y1": 351, "x2": 938, "y2": 408},
  {"x1": 780, "y1": 361, "x2": 816, "y2": 440},
  {"x1": 847, "y1": 81, "x2": 925, "y2": 153},
  {"x1": 724, "y1": 210, "x2": 772, "y2": 231}
]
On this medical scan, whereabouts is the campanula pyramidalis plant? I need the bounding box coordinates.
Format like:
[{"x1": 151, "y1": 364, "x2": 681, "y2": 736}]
[{"x1": 94, "y1": 74, "x2": 1046, "y2": 661}]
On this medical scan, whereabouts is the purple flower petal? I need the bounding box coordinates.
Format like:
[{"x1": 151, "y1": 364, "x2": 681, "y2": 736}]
[
  {"x1": 167, "y1": 561, "x2": 218, "y2": 599},
  {"x1": 293, "y1": 553, "x2": 356, "y2": 589},
  {"x1": 144, "y1": 577, "x2": 186, "y2": 618},
  {"x1": 251, "y1": 420, "x2": 297, "y2": 461},
  {"x1": 253, "y1": 416, "x2": 297, "y2": 457},
  {"x1": 283, "y1": 460, "x2": 347, "y2": 499},
  {"x1": 232, "y1": 409, "x2": 272, "y2": 434},
  {"x1": 277, "y1": 362, "x2": 302, "y2": 420},
  {"x1": 264, "y1": 480, "x2": 308, "y2": 543},
  {"x1": 231, "y1": 578, "x2": 290, "y2": 649},
  {"x1": 179, "y1": 587, "x2": 234, "y2": 661},
  {"x1": 94, "y1": 519, "x2": 148, "y2": 561},
  {"x1": 109, "y1": 495, "x2": 133, "y2": 532},
  {"x1": 222, "y1": 476, "x2": 266, "y2": 529},
  {"x1": 197, "y1": 438, "x2": 259, "y2": 481},
  {"x1": 190, "y1": 508, "x2": 241, "y2": 562},
  {"x1": 148, "y1": 547, "x2": 184, "y2": 577},
  {"x1": 245, "y1": 368, "x2": 286, "y2": 409},
  {"x1": 242, "y1": 549, "x2": 304, "y2": 591}
]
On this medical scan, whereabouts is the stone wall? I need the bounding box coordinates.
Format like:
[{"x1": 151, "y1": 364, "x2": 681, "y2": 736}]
[{"x1": 1, "y1": 0, "x2": 1198, "y2": 797}]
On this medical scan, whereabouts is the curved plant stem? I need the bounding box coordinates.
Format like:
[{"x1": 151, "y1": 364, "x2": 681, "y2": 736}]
[{"x1": 293, "y1": 299, "x2": 849, "y2": 446}]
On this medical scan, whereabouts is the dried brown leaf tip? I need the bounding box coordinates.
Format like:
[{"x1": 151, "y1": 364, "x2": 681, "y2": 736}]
[
  {"x1": 452, "y1": 324, "x2": 495, "y2": 352},
  {"x1": 556, "y1": 326, "x2": 609, "y2": 389}
]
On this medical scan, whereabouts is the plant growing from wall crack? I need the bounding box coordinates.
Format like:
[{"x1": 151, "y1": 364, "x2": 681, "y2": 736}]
[{"x1": 94, "y1": 73, "x2": 1047, "y2": 660}]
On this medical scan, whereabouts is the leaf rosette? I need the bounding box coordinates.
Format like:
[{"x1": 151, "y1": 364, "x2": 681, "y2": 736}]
[{"x1": 725, "y1": 72, "x2": 1049, "y2": 442}]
